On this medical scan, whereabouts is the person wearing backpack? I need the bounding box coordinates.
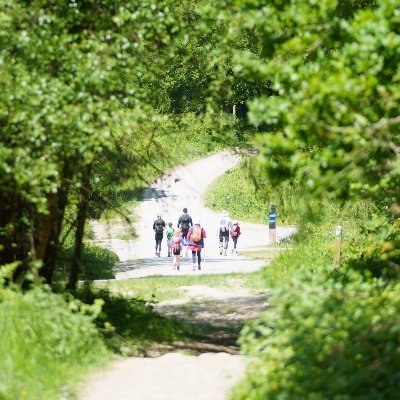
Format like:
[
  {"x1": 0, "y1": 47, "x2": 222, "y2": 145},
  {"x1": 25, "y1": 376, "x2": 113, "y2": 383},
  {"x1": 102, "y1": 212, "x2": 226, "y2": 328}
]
[
  {"x1": 166, "y1": 222, "x2": 175, "y2": 257},
  {"x1": 152, "y1": 213, "x2": 166, "y2": 257},
  {"x1": 217, "y1": 210, "x2": 232, "y2": 256},
  {"x1": 172, "y1": 229, "x2": 184, "y2": 270},
  {"x1": 187, "y1": 220, "x2": 207, "y2": 271},
  {"x1": 230, "y1": 221, "x2": 241, "y2": 255},
  {"x1": 177, "y1": 207, "x2": 193, "y2": 257}
]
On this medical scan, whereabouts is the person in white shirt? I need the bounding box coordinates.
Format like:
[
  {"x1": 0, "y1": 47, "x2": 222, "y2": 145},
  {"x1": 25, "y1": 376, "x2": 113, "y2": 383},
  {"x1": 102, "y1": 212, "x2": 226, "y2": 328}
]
[{"x1": 216, "y1": 210, "x2": 232, "y2": 256}]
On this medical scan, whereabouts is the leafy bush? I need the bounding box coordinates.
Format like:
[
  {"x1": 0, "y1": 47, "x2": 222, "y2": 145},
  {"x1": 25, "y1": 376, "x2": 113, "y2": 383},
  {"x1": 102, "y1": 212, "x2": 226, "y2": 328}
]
[
  {"x1": 231, "y1": 196, "x2": 400, "y2": 400},
  {"x1": 258, "y1": 197, "x2": 386, "y2": 286},
  {"x1": 55, "y1": 243, "x2": 118, "y2": 282},
  {"x1": 233, "y1": 275, "x2": 400, "y2": 400},
  {"x1": 0, "y1": 286, "x2": 108, "y2": 400}
]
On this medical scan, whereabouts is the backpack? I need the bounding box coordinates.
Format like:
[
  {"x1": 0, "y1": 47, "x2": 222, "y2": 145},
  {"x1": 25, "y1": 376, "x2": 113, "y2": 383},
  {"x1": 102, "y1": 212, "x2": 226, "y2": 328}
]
[
  {"x1": 180, "y1": 215, "x2": 190, "y2": 230},
  {"x1": 155, "y1": 220, "x2": 163, "y2": 234},
  {"x1": 172, "y1": 236, "x2": 182, "y2": 250},
  {"x1": 231, "y1": 225, "x2": 238, "y2": 237},
  {"x1": 220, "y1": 217, "x2": 228, "y2": 233},
  {"x1": 192, "y1": 225, "x2": 202, "y2": 243},
  {"x1": 166, "y1": 227, "x2": 174, "y2": 240}
]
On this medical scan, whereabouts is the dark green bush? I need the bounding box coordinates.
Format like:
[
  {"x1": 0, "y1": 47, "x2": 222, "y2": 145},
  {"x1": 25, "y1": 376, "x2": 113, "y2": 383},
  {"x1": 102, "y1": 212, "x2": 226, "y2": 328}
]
[{"x1": 234, "y1": 275, "x2": 400, "y2": 400}]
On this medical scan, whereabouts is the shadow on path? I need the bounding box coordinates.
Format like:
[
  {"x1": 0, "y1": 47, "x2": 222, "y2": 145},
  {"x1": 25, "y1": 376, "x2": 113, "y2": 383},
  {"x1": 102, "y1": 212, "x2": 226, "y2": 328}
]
[{"x1": 146, "y1": 292, "x2": 270, "y2": 356}]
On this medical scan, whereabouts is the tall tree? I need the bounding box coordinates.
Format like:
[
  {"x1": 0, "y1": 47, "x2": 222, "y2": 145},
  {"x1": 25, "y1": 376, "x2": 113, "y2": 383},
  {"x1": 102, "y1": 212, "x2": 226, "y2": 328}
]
[{"x1": 222, "y1": 0, "x2": 399, "y2": 209}]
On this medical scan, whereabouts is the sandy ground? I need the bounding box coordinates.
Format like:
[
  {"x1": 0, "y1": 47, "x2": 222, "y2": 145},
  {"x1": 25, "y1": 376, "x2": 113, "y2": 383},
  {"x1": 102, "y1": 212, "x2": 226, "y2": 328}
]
[{"x1": 80, "y1": 353, "x2": 248, "y2": 400}]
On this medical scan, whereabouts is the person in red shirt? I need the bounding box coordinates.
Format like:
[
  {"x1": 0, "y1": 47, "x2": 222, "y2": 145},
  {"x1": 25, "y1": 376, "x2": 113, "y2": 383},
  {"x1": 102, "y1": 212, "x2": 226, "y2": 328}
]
[
  {"x1": 230, "y1": 221, "x2": 241, "y2": 255},
  {"x1": 187, "y1": 221, "x2": 207, "y2": 271}
]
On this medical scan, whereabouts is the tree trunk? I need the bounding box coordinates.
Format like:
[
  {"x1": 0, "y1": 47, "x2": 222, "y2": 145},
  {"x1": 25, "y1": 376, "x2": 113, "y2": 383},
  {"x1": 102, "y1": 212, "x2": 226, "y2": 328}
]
[
  {"x1": 0, "y1": 190, "x2": 31, "y2": 268},
  {"x1": 39, "y1": 187, "x2": 68, "y2": 284},
  {"x1": 34, "y1": 193, "x2": 60, "y2": 261},
  {"x1": 67, "y1": 167, "x2": 91, "y2": 290}
]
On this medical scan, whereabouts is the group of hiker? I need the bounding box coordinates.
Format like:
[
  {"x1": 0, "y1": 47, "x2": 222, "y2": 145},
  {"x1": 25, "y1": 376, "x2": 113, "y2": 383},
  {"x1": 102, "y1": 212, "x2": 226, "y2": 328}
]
[{"x1": 152, "y1": 208, "x2": 241, "y2": 271}]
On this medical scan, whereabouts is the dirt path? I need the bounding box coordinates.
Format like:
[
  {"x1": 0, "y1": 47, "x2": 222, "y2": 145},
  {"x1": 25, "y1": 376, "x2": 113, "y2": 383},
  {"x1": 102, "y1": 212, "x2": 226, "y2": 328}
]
[
  {"x1": 80, "y1": 151, "x2": 293, "y2": 400},
  {"x1": 80, "y1": 286, "x2": 269, "y2": 400},
  {"x1": 81, "y1": 353, "x2": 246, "y2": 400}
]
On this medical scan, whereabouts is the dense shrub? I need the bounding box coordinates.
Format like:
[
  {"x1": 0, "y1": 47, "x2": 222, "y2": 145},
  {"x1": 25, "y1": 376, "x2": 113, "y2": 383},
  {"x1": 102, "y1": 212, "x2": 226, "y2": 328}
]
[
  {"x1": 0, "y1": 286, "x2": 108, "y2": 400},
  {"x1": 233, "y1": 274, "x2": 400, "y2": 400}
]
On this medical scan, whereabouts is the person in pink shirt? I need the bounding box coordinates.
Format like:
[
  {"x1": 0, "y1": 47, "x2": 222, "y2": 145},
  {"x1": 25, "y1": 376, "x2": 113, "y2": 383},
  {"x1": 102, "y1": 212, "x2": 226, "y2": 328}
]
[
  {"x1": 171, "y1": 229, "x2": 184, "y2": 271},
  {"x1": 186, "y1": 221, "x2": 207, "y2": 271},
  {"x1": 230, "y1": 221, "x2": 241, "y2": 255}
]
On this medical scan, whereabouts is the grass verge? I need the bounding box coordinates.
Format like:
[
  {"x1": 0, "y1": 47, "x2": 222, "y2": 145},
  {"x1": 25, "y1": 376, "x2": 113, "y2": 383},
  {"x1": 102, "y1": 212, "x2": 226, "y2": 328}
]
[
  {"x1": 98, "y1": 272, "x2": 270, "y2": 303},
  {"x1": 0, "y1": 285, "x2": 108, "y2": 400}
]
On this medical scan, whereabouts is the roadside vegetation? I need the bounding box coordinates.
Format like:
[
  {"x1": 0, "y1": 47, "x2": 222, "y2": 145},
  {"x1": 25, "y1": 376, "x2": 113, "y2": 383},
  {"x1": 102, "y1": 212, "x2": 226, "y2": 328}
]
[
  {"x1": 205, "y1": 157, "x2": 314, "y2": 225},
  {"x1": 2, "y1": 0, "x2": 400, "y2": 399}
]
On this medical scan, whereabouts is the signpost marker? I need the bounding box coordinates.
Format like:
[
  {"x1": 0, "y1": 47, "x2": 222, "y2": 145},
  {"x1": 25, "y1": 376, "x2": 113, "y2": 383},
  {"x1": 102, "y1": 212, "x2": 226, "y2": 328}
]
[
  {"x1": 333, "y1": 226, "x2": 342, "y2": 268},
  {"x1": 268, "y1": 204, "x2": 277, "y2": 245}
]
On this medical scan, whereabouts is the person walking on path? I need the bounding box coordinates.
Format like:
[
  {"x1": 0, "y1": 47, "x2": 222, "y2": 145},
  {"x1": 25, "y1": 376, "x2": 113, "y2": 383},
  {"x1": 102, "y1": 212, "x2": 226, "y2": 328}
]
[
  {"x1": 230, "y1": 221, "x2": 241, "y2": 255},
  {"x1": 177, "y1": 207, "x2": 193, "y2": 257},
  {"x1": 172, "y1": 229, "x2": 184, "y2": 271},
  {"x1": 165, "y1": 222, "x2": 175, "y2": 257},
  {"x1": 152, "y1": 213, "x2": 166, "y2": 257},
  {"x1": 217, "y1": 210, "x2": 232, "y2": 256},
  {"x1": 187, "y1": 221, "x2": 207, "y2": 271}
]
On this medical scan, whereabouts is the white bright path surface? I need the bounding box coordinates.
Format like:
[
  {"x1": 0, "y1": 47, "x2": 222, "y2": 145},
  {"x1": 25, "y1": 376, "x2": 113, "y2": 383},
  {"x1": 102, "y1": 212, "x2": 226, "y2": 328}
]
[
  {"x1": 80, "y1": 353, "x2": 248, "y2": 400},
  {"x1": 92, "y1": 151, "x2": 296, "y2": 278}
]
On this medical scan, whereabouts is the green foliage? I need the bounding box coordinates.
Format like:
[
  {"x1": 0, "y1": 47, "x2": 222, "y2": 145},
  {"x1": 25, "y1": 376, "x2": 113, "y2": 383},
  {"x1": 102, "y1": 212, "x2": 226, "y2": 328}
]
[
  {"x1": 205, "y1": 161, "x2": 271, "y2": 224},
  {"x1": 0, "y1": 286, "x2": 108, "y2": 400},
  {"x1": 231, "y1": 195, "x2": 400, "y2": 399},
  {"x1": 205, "y1": 158, "x2": 317, "y2": 225},
  {"x1": 0, "y1": 0, "x2": 254, "y2": 282},
  {"x1": 55, "y1": 244, "x2": 119, "y2": 281},
  {"x1": 234, "y1": 276, "x2": 400, "y2": 400},
  {"x1": 228, "y1": 0, "x2": 400, "y2": 208},
  {"x1": 251, "y1": 198, "x2": 383, "y2": 287}
]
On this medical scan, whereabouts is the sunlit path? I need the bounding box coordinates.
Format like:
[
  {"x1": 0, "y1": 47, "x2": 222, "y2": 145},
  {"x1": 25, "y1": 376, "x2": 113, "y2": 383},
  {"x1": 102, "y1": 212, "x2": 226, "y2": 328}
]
[{"x1": 91, "y1": 150, "x2": 296, "y2": 278}]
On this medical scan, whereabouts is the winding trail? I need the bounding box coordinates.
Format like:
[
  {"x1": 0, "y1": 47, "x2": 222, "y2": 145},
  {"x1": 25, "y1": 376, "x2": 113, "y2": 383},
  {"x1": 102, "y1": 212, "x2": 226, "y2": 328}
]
[
  {"x1": 81, "y1": 151, "x2": 295, "y2": 400},
  {"x1": 91, "y1": 151, "x2": 295, "y2": 278}
]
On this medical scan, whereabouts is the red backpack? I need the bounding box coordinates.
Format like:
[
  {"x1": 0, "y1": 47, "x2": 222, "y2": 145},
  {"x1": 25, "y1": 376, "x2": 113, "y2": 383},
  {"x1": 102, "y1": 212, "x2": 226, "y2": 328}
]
[
  {"x1": 231, "y1": 225, "x2": 238, "y2": 237},
  {"x1": 172, "y1": 235, "x2": 181, "y2": 249},
  {"x1": 192, "y1": 226, "x2": 202, "y2": 243}
]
